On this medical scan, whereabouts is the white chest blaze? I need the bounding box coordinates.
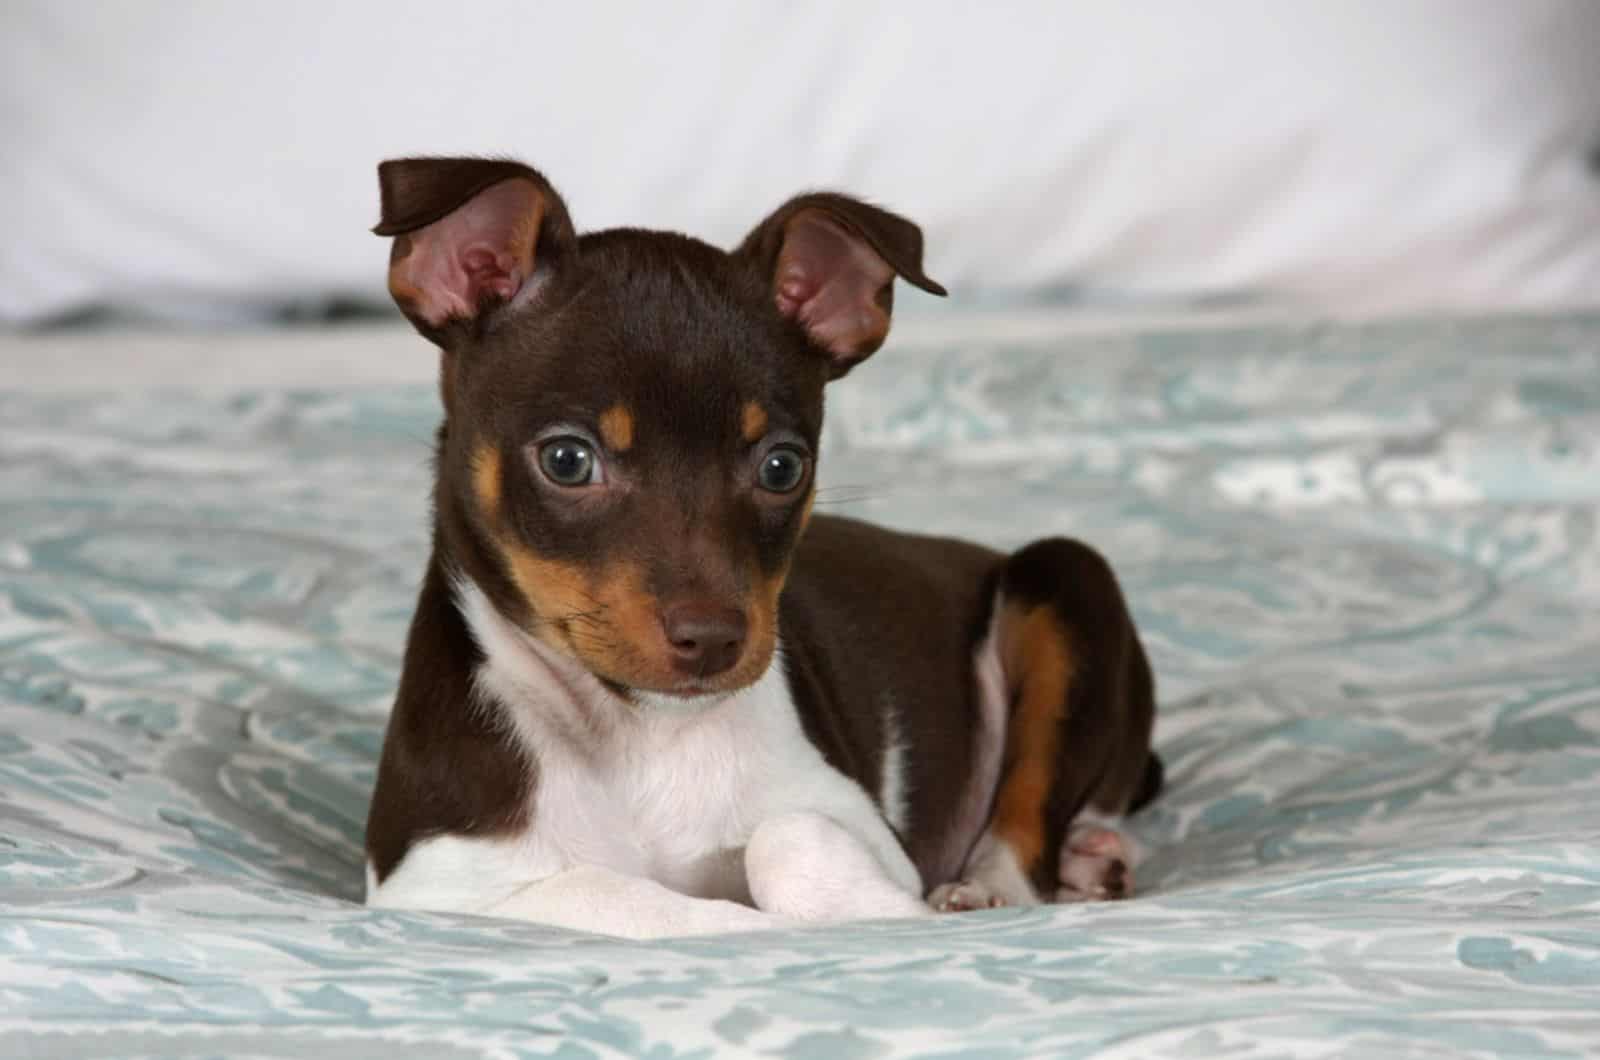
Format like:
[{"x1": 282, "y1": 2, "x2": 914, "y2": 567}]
[{"x1": 368, "y1": 579, "x2": 919, "y2": 915}]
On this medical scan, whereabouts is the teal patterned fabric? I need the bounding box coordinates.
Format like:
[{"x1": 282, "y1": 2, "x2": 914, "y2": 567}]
[{"x1": 2, "y1": 313, "x2": 1599, "y2": 1057}]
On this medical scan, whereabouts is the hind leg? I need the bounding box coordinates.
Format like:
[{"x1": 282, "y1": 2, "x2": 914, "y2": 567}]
[{"x1": 932, "y1": 538, "x2": 1160, "y2": 911}]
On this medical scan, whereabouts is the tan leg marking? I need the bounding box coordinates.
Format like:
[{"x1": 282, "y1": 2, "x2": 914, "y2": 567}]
[{"x1": 991, "y1": 602, "x2": 1077, "y2": 876}]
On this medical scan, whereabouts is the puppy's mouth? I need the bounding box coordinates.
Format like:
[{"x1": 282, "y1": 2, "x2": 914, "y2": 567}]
[
  {"x1": 652, "y1": 660, "x2": 770, "y2": 698},
  {"x1": 628, "y1": 635, "x2": 777, "y2": 698},
  {"x1": 541, "y1": 617, "x2": 777, "y2": 701}
]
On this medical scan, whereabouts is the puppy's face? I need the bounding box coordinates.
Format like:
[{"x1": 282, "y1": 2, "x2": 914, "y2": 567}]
[
  {"x1": 452, "y1": 235, "x2": 826, "y2": 694},
  {"x1": 374, "y1": 158, "x2": 943, "y2": 697}
]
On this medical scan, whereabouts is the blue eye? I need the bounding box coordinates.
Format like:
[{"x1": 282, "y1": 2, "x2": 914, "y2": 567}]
[
  {"x1": 757, "y1": 447, "x2": 807, "y2": 493},
  {"x1": 538, "y1": 437, "x2": 597, "y2": 486}
]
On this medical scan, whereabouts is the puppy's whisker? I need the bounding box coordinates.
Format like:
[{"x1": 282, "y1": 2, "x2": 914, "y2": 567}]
[
  {"x1": 813, "y1": 495, "x2": 887, "y2": 507},
  {"x1": 814, "y1": 485, "x2": 894, "y2": 505}
]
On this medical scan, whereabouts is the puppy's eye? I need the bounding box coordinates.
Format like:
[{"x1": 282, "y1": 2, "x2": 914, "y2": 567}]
[
  {"x1": 538, "y1": 437, "x2": 601, "y2": 486},
  {"x1": 757, "y1": 447, "x2": 807, "y2": 494}
]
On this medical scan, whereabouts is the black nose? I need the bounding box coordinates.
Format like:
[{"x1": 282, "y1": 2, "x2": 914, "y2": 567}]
[{"x1": 662, "y1": 603, "x2": 748, "y2": 678}]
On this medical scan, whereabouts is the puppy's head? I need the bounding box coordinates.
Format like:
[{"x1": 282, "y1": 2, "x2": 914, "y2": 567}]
[{"x1": 375, "y1": 157, "x2": 944, "y2": 697}]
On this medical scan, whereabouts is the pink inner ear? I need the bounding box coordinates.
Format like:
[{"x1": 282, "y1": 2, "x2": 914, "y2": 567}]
[
  {"x1": 775, "y1": 211, "x2": 895, "y2": 358},
  {"x1": 391, "y1": 179, "x2": 544, "y2": 328}
]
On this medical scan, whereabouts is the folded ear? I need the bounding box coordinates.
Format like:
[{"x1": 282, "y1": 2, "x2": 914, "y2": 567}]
[
  {"x1": 373, "y1": 157, "x2": 575, "y2": 344},
  {"x1": 738, "y1": 193, "x2": 946, "y2": 378}
]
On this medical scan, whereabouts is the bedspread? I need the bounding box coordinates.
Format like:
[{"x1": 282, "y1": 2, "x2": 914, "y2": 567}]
[{"x1": 2, "y1": 312, "x2": 1598, "y2": 1058}]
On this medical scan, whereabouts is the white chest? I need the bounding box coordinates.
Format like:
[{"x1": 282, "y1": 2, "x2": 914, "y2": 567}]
[
  {"x1": 521, "y1": 673, "x2": 812, "y2": 900},
  {"x1": 456, "y1": 580, "x2": 902, "y2": 901},
  {"x1": 367, "y1": 581, "x2": 926, "y2": 917}
]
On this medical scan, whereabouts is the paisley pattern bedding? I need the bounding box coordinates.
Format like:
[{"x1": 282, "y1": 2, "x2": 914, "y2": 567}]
[{"x1": 2, "y1": 312, "x2": 1598, "y2": 1058}]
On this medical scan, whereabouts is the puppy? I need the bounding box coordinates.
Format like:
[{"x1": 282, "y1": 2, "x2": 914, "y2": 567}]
[{"x1": 363, "y1": 157, "x2": 1161, "y2": 937}]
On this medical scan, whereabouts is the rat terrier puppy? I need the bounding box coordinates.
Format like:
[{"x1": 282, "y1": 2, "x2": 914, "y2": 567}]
[{"x1": 363, "y1": 157, "x2": 1162, "y2": 937}]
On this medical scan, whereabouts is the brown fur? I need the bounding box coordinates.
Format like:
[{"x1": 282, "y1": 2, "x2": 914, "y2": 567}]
[{"x1": 363, "y1": 157, "x2": 1160, "y2": 899}]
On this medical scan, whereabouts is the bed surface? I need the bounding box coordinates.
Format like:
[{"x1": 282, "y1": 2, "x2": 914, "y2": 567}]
[{"x1": 2, "y1": 311, "x2": 1598, "y2": 1057}]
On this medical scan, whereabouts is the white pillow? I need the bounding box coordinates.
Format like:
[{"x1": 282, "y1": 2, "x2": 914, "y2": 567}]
[{"x1": 3, "y1": 0, "x2": 1598, "y2": 324}]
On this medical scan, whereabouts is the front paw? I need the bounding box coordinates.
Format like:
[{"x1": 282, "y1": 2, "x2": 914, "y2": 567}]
[
  {"x1": 746, "y1": 811, "x2": 929, "y2": 922},
  {"x1": 928, "y1": 879, "x2": 1007, "y2": 913}
]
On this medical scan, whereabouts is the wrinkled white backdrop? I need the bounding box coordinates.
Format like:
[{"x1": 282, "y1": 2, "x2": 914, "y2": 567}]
[{"x1": 3, "y1": 0, "x2": 1599, "y2": 324}]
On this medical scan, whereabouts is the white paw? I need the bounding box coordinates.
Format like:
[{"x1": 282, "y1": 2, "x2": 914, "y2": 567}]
[
  {"x1": 678, "y1": 899, "x2": 797, "y2": 937},
  {"x1": 1055, "y1": 825, "x2": 1133, "y2": 902},
  {"x1": 929, "y1": 879, "x2": 1008, "y2": 913},
  {"x1": 746, "y1": 811, "x2": 928, "y2": 922}
]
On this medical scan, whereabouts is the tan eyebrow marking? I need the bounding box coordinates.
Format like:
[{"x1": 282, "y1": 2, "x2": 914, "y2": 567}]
[
  {"x1": 741, "y1": 401, "x2": 769, "y2": 443},
  {"x1": 598, "y1": 404, "x2": 635, "y2": 452}
]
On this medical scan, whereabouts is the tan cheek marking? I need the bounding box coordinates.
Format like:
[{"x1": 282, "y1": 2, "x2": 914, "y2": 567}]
[
  {"x1": 501, "y1": 542, "x2": 671, "y2": 685},
  {"x1": 752, "y1": 567, "x2": 784, "y2": 642},
  {"x1": 500, "y1": 542, "x2": 593, "y2": 649},
  {"x1": 991, "y1": 603, "x2": 1077, "y2": 874},
  {"x1": 724, "y1": 551, "x2": 793, "y2": 691},
  {"x1": 586, "y1": 563, "x2": 661, "y2": 667},
  {"x1": 598, "y1": 405, "x2": 635, "y2": 452},
  {"x1": 742, "y1": 401, "x2": 769, "y2": 443},
  {"x1": 471, "y1": 443, "x2": 502, "y2": 522},
  {"x1": 476, "y1": 450, "x2": 662, "y2": 684},
  {"x1": 797, "y1": 489, "x2": 815, "y2": 537}
]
